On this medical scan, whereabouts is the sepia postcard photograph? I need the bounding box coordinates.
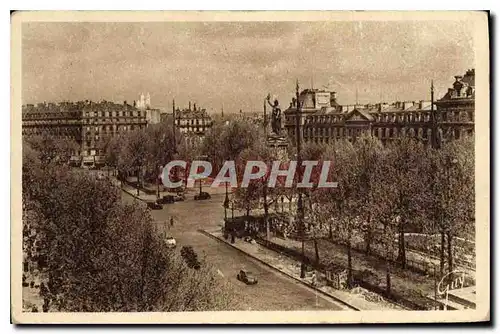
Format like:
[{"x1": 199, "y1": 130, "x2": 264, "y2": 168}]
[{"x1": 10, "y1": 10, "x2": 490, "y2": 324}]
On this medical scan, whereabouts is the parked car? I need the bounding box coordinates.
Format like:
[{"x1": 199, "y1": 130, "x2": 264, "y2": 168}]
[
  {"x1": 237, "y1": 269, "x2": 258, "y2": 285},
  {"x1": 146, "y1": 200, "x2": 163, "y2": 210},
  {"x1": 173, "y1": 193, "x2": 186, "y2": 202},
  {"x1": 159, "y1": 195, "x2": 175, "y2": 204},
  {"x1": 194, "y1": 192, "x2": 211, "y2": 201},
  {"x1": 243, "y1": 236, "x2": 257, "y2": 244},
  {"x1": 165, "y1": 236, "x2": 176, "y2": 249}
]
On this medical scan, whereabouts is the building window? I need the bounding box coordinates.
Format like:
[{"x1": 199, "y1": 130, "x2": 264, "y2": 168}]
[
  {"x1": 442, "y1": 112, "x2": 448, "y2": 122},
  {"x1": 468, "y1": 111, "x2": 473, "y2": 122}
]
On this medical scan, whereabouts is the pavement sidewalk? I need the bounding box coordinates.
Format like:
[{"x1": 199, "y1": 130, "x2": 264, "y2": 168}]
[
  {"x1": 267, "y1": 235, "x2": 444, "y2": 309},
  {"x1": 204, "y1": 229, "x2": 403, "y2": 311}
]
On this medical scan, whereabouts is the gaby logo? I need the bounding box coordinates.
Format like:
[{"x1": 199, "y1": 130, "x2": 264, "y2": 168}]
[{"x1": 160, "y1": 160, "x2": 338, "y2": 189}]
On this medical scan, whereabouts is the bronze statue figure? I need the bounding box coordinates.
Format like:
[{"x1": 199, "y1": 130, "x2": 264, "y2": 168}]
[{"x1": 266, "y1": 94, "x2": 282, "y2": 135}]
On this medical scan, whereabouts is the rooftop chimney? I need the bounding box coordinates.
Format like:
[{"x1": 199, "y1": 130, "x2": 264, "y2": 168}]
[
  {"x1": 419, "y1": 100, "x2": 431, "y2": 110},
  {"x1": 189, "y1": 101, "x2": 191, "y2": 111},
  {"x1": 403, "y1": 101, "x2": 413, "y2": 110},
  {"x1": 330, "y1": 91, "x2": 337, "y2": 106}
]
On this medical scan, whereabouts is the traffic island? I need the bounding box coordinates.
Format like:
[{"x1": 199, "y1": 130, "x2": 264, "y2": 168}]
[{"x1": 200, "y1": 229, "x2": 404, "y2": 311}]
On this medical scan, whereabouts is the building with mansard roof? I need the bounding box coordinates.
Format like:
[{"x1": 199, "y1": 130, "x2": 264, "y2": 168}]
[
  {"x1": 169, "y1": 101, "x2": 214, "y2": 147},
  {"x1": 282, "y1": 69, "x2": 474, "y2": 145},
  {"x1": 22, "y1": 100, "x2": 149, "y2": 164}
]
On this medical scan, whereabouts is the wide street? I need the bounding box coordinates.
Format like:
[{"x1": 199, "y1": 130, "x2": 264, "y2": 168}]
[{"x1": 121, "y1": 189, "x2": 345, "y2": 311}]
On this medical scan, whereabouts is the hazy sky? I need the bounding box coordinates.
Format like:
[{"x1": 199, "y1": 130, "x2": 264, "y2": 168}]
[{"x1": 22, "y1": 21, "x2": 474, "y2": 113}]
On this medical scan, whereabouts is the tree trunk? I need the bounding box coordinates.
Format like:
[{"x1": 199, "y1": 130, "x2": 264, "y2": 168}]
[
  {"x1": 397, "y1": 220, "x2": 406, "y2": 268},
  {"x1": 328, "y1": 222, "x2": 333, "y2": 240},
  {"x1": 364, "y1": 212, "x2": 372, "y2": 255},
  {"x1": 447, "y1": 231, "x2": 453, "y2": 284},
  {"x1": 440, "y1": 230, "x2": 446, "y2": 277},
  {"x1": 384, "y1": 223, "x2": 391, "y2": 294},
  {"x1": 139, "y1": 224, "x2": 149, "y2": 311},
  {"x1": 365, "y1": 231, "x2": 372, "y2": 255},
  {"x1": 347, "y1": 242, "x2": 353, "y2": 288},
  {"x1": 314, "y1": 238, "x2": 320, "y2": 265},
  {"x1": 300, "y1": 233, "x2": 306, "y2": 279},
  {"x1": 136, "y1": 167, "x2": 140, "y2": 196},
  {"x1": 264, "y1": 185, "x2": 269, "y2": 241},
  {"x1": 347, "y1": 227, "x2": 353, "y2": 288}
]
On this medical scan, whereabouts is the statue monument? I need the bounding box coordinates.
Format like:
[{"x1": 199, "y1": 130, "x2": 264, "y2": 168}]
[
  {"x1": 264, "y1": 93, "x2": 288, "y2": 160},
  {"x1": 266, "y1": 94, "x2": 282, "y2": 136}
]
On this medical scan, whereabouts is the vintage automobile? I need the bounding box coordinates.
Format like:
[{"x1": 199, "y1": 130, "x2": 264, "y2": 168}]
[
  {"x1": 243, "y1": 236, "x2": 257, "y2": 244},
  {"x1": 194, "y1": 191, "x2": 211, "y2": 201},
  {"x1": 146, "y1": 200, "x2": 163, "y2": 210},
  {"x1": 236, "y1": 269, "x2": 258, "y2": 285},
  {"x1": 173, "y1": 193, "x2": 186, "y2": 202},
  {"x1": 159, "y1": 195, "x2": 175, "y2": 204},
  {"x1": 165, "y1": 236, "x2": 177, "y2": 249}
]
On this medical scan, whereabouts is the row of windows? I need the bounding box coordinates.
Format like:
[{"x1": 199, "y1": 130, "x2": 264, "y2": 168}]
[
  {"x1": 299, "y1": 110, "x2": 474, "y2": 125},
  {"x1": 23, "y1": 109, "x2": 145, "y2": 120},
  {"x1": 84, "y1": 110, "x2": 143, "y2": 118},
  {"x1": 176, "y1": 119, "x2": 212, "y2": 126},
  {"x1": 22, "y1": 112, "x2": 81, "y2": 120},
  {"x1": 305, "y1": 127, "x2": 346, "y2": 137},
  {"x1": 85, "y1": 124, "x2": 143, "y2": 132},
  {"x1": 22, "y1": 118, "x2": 146, "y2": 126},
  {"x1": 440, "y1": 111, "x2": 474, "y2": 123},
  {"x1": 303, "y1": 126, "x2": 473, "y2": 141},
  {"x1": 84, "y1": 117, "x2": 145, "y2": 124},
  {"x1": 179, "y1": 127, "x2": 209, "y2": 133}
]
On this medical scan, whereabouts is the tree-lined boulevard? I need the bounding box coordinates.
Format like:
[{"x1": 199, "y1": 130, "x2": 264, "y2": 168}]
[{"x1": 22, "y1": 110, "x2": 474, "y2": 311}]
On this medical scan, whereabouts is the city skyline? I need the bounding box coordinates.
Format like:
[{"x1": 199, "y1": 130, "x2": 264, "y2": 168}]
[{"x1": 22, "y1": 21, "x2": 474, "y2": 113}]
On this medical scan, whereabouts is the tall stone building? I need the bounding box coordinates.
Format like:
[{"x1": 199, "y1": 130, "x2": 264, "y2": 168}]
[
  {"x1": 22, "y1": 101, "x2": 84, "y2": 151},
  {"x1": 283, "y1": 89, "x2": 341, "y2": 145},
  {"x1": 22, "y1": 100, "x2": 148, "y2": 163},
  {"x1": 434, "y1": 69, "x2": 475, "y2": 141},
  {"x1": 283, "y1": 69, "x2": 474, "y2": 145},
  {"x1": 172, "y1": 101, "x2": 213, "y2": 147}
]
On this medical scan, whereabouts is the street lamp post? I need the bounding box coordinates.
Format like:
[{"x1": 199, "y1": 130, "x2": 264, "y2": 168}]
[
  {"x1": 295, "y1": 80, "x2": 306, "y2": 279},
  {"x1": 224, "y1": 181, "x2": 229, "y2": 221},
  {"x1": 136, "y1": 166, "x2": 140, "y2": 197},
  {"x1": 433, "y1": 264, "x2": 438, "y2": 310},
  {"x1": 157, "y1": 165, "x2": 162, "y2": 199},
  {"x1": 445, "y1": 156, "x2": 458, "y2": 287}
]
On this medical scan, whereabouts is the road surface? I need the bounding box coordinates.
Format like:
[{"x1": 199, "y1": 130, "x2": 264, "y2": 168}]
[{"x1": 121, "y1": 190, "x2": 344, "y2": 311}]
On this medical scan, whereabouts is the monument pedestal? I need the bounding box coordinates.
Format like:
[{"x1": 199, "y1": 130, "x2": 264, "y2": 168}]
[{"x1": 266, "y1": 132, "x2": 289, "y2": 161}]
